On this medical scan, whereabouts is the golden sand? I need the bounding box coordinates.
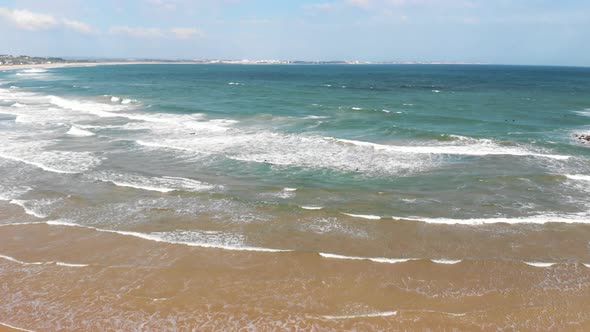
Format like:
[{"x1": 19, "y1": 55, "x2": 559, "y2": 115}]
[{"x1": 1, "y1": 221, "x2": 590, "y2": 331}]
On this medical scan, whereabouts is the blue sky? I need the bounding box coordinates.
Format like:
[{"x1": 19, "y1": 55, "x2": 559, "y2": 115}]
[{"x1": 0, "y1": 0, "x2": 589, "y2": 65}]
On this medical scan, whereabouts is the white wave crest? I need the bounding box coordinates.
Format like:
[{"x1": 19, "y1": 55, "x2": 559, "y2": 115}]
[
  {"x1": 565, "y1": 174, "x2": 590, "y2": 182},
  {"x1": 55, "y1": 262, "x2": 90, "y2": 267},
  {"x1": 392, "y1": 213, "x2": 590, "y2": 225},
  {"x1": 0, "y1": 322, "x2": 36, "y2": 332},
  {"x1": 524, "y1": 262, "x2": 556, "y2": 268},
  {"x1": 0, "y1": 254, "x2": 42, "y2": 265},
  {"x1": 66, "y1": 126, "x2": 95, "y2": 137},
  {"x1": 0, "y1": 186, "x2": 31, "y2": 201},
  {"x1": 0, "y1": 254, "x2": 88, "y2": 267},
  {"x1": 22, "y1": 68, "x2": 47, "y2": 73},
  {"x1": 9, "y1": 199, "x2": 48, "y2": 218},
  {"x1": 319, "y1": 253, "x2": 415, "y2": 264},
  {"x1": 42, "y1": 220, "x2": 290, "y2": 253},
  {"x1": 341, "y1": 213, "x2": 381, "y2": 220},
  {"x1": 302, "y1": 115, "x2": 328, "y2": 119},
  {"x1": 431, "y1": 259, "x2": 462, "y2": 265},
  {"x1": 329, "y1": 137, "x2": 569, "y2": 160},
  {"x1": 136, "y1": 131, "x2": 437, "y2": 175},
  {"x1": 301, "y1": 206, "x2": 323, "y2": 210},
  {"x1": 49, "y1": 95, "x2": 125, "y2": 117},
  {"x1": 321, "y1": 311, "x2": 398, "y2": 319},
  {"x1": 93, "y1": 172, "x2": 215, "y2": 193},
  {"x1": 0, "y1": 140, "x2": 102, "y2": 174}
]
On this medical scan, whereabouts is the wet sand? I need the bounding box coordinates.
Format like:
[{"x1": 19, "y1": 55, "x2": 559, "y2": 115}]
[
  {"x1": 0, "y1": 324, "x2": 29, "y2": 332},
  {"x1": 1, "y1": 217, "x2": 590, "y2": 331}
]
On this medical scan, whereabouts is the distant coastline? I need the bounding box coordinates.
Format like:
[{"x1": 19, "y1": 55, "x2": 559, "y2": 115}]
[
  {"x1": 0, "y1": 54, "x2": 486, "y2": 71},
  {"x1": 3, "y1": 58, "x2": 587, "y2": 71}
]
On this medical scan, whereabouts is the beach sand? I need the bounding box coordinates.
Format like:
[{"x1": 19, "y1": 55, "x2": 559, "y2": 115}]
[{"x1": 1, "y1": 214, "x2": 590, "y2": 331}]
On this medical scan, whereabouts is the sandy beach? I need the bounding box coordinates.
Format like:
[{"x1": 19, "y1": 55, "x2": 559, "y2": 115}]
[
  {"x1": 1, "y1": 218, "x2": 590, "y2": 331},
  {"x1": 0, "y1": 61, "x2": 203, "y2": 72}
]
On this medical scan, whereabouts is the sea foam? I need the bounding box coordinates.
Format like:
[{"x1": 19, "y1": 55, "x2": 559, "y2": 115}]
[
  {"x1": 0, "y1": 140, "x2": 102, "y2": 174},
  {"x1": 301, "y1": 206, "x2": 323, "y2": 210},
  {"x1": 43, "y1": 220, "x2": 290, "y2": 253},
  {"x1": 8, "y1": 200, "x2": 48, "y2": 218},
  {"x1": 524, "y1": 262, "x2": 556, "y2": 268},
  {"x1": 0, "y1": 254, "x2": 89, "y2": 267},
  {"x1": 66, "y1": 126, "x2": 95, "y2": 137},
  {"x1": 321, "y1": 311, "x2": 398, "y2": 319},
  {"x1": 0, "y1": 322, "x2": 36, "y2": 332},
  {"x1": 22, "y1": 68, "x2": 48, "y2": 73},
  {"x1": 93, "y1": 172, "x2": 215, "y2": 193},
  {"x1": 319, "y1": 253, "x2": 415, "y2": 264},
  {"x1": 431, "y1": 259, "x2": 462, "y2": 265},
  {"x1": 329, "y1": 137, "x2": 569, "y2": 160},
  {"x1": 565, "y1": 174, "x2": 590, "y2": 182},
  {"x1": 340, "y1": 213, "x2": 381, "y2": 220},
  {"x1": 391, "y1": 213, "x2": 590, "y2": 225}
]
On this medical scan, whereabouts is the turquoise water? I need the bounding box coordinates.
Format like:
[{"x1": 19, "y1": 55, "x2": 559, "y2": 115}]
[{"x1": 1, "y1": 64, "x2": 590, "y2": 240}]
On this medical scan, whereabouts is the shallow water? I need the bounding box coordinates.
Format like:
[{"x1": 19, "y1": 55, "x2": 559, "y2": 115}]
[{"x1": 1, "y1": 64, "x2": 590, "y2": 330}]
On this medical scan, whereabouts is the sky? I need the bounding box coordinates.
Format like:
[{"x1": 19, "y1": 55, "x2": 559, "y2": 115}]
[{"x1": 0, "y1": 0, "x2": 589, "y2": 66}]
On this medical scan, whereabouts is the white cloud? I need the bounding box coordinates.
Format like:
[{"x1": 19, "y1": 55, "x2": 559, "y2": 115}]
[
  {"x1": 0, "y1": 7, "x2": 94, "y2": 33},
  {"x1": 110, "y1": 26, "x2": 164, "y2": 38},
  {"x1": 0, "y1": 7, "x2": 57, "y2": 30},
  {"x1": 240, "y1": 18, "x2": 273, "y2": 25},
  {"x1": 170, "y1": 27, "x2": 202, "y2": 39},
  {"x1": 346, "y1": 0, "x2": 475, "y2": 9},
  {"x1": 304, "y1": 2, "x2": 337, "y2": 11},
  {"x1": 347, "y1": 0, "x2": 371, "y2": 8},
  {"x1": 62, "y1": 19, "x2": 93, "y2": 33},
  {"x1": 145, "y1": 0, "x2": 178, "y2": 11},
  {"x1": 110, "y1": 26, "x2": 203, "y2": 39},
  {"x1": 310, "y1": 0, "x2": 474, "y2": 11}
]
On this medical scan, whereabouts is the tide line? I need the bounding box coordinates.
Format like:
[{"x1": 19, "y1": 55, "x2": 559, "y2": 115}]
[
  {"x1": 391, "y1": 213, "x2": 590, "y2": 225},
  {"x1": 431, "y1": 259, "x2": 462, "y2": 265},
  {"x1": 0, "y1": 254, "x2": 89, "y2": 268},
  {"x1": 44, "y1": 220, "x2": 290, "y2": 253},
  {"x1": 340, "y1": 212, "x2": 381, "y2": 220},
  {"x1": 9, "y1": 200, "x2": 47, "y2": 218},
  {"x1": 0, "y1": 221, "x2": 581, "y2": 268},
  {"x1": 524, "y1": 262, "x2": 556, "y2": 268},
  {"x1": 319, "y1": 253, "x2": 415, "y2": 264},
  {"x1": 0, "y1": 322, "x2": 36, "y2": 332},
  {"x1": 321, "y1": 311, "x2": 398, "y2": 320}
]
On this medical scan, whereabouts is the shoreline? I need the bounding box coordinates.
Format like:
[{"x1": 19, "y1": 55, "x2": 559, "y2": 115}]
[
  {"x1": 0, "y1": 61, "x2": 188, "y2": 71},
  {"x1": 2, "y1": 62, "x2": 585, "y2": 71}
]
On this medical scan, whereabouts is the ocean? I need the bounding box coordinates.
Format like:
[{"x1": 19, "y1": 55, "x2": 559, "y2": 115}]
[{"x1": 1, "y1": 64, "x2": 590, "y2": 330}]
